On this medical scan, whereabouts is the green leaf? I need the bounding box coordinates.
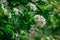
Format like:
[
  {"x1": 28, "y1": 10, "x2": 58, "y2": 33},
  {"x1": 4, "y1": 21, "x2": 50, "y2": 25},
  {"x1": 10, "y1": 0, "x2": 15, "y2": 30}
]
[
  {"x1": 0, "y1": 31, "x2": 4, "y2": 37},
  {"x1": 35, "y1": 3, "x2": 47, "y2": 12}
]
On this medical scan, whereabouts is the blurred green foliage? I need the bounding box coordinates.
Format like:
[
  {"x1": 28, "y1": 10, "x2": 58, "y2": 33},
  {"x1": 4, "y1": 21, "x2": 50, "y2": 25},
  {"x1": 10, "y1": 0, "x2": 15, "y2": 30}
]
[{"x1": 0, "y1": 0, "x2": 60, "y2": 40}]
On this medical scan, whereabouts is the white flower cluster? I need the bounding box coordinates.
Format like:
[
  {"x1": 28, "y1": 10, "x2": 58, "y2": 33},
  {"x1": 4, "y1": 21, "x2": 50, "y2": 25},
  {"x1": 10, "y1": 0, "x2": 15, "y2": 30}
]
[
  {"x1": 25, "y1": 25, "x2": 39, "y2": 39},
  {"x1": 1, "y1": 4, "x2": 8, "y2": 15},
  {"x1": 0, "y1": 0, "x2": 12, "y2": 18},
  {"x1": 13, "y1": 7, "x2": 19, "y2": 15},
  {"x1": 25, "y1": 15, "x2": 46, "y2": 39},
  {"x1": 1, "y1": 4, "x2": 12, "y2": 18},
  {"x1": 28, "y1": 3, "x2": 37, "y2": 11},
  {"x1": 34, "y1": 14, "x2": 46, "y2": 28},
  {"x1": 29, "y1": 25, "x2": 37, "y2": 36},
  {"x1": 0, "y1": 0, "x2": 8, "y2": 7},
  {"x1": 0, "y1": 0, "x2": 7, "y2": 3}
]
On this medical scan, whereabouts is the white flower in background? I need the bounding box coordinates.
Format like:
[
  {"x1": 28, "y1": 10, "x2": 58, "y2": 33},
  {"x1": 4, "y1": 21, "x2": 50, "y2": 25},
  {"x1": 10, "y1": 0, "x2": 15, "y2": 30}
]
[
  {"x1": 41, "y1": 37, "x2": 45, "y2": 40},
  {"x1": 4, "y1": 9, "x2": 9, "y2": 15},
  {"x1": 25, "y1": 34, "x2": 31, "y2": 39},
  {"x1": 1, "y1": 4, "x2": 12, "y2": 18},
  {"x1": 34, "y1": 15, "x2": 46, "y2": 28},
  {"x1": 13, "y1": 33, "x2": 18, "y2": 38},
  {"x1": 28, "y1": 3, "x2": 37, "y2": 11},
  {"x1": 8, "y1": 13, "x2": 12, "y2": 18},
  {"x1": 25, "y1": 24, "x2": 39, "y2": 38},
  {"x1": 30, "y1": 25, "x2": 37, "y2": 30},
  {"x1": 1, "y1": 4, "x2": 9, "y2": 15},
  {"x1": 32, "y1": 0, "x2": 38, "y2": 2},
  {"x1": 0, "y1": 0, "x2": 7, "y2": 3},
  {"x1": 1, "y1": 4, "x2": 5, "y2": 10},
  {"x1": 16, "y1": 33, "x2": 19, "y2": 37},
  {"x1": 13, "y1": 7, "x2": 19, "y2": 15},
  {"x1": 0, "y1": 0, "x2": 8, "y2": 7},
  {"x1": 13, "y1": 33, "x2": 20, "y2": 40},
  {"x1": 46, "y1": 37, "x2": 50, "y2": 40}
]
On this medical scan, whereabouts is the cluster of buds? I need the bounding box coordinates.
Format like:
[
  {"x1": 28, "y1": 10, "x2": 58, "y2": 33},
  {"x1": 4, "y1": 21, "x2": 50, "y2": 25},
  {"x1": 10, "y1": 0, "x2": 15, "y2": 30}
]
[
  {"x1": 27, "y1": 2, "x2": 37, "y2": 11},
  {"x1": 25, "y1": 14, "x2": 46, "y2": 39},
  {"x1": 13, "y1": 7, "x2": 19, "y2": 15},
  {"x1": 25, "y1": 25, "x2": 39, "y2": 40},
  {"x1": 0, "y1": 0, "x2": 12, "y2": 18},
  {"x1": 29, "y1": 25, "x2": 38, "y2": 36},
  {"x1": 1, "y1": 4, "x2": 8, "y2": 15},
  {"x1": 1, "y1": 4, "x2": 12, "y2": 18},
  {"x1": 0, "y1": 0, "x2": 7, "y2": 4},
  {"x1": 34, "y1": 14, "x2": 46, "y2": 28},
  {"x1": 0, "y1": 0, "x2": 8, "y2": 8}
]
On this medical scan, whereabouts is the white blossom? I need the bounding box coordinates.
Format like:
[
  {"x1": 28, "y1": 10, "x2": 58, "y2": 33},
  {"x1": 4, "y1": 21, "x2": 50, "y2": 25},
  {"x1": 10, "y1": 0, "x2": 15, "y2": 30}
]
[
  {"x1": 8, "y1": 13, "x2": 12, "y2": 18},
  {"x1": 13, "y1": 33, "x2": 19, "y2": 40},
  {"x1": 1, "y1": 4, "x2": 12, "y2": 18},
  {"x1": 46, "y1": 37, "x2": 51, "y2": 40},
  {"x1": 0, "y1": 0, "x2": 7, "y2": 3},
  {"x1": 41, "y1": 38, "x2": 44, "y2": 40},
  {"x1": 34, "y1": 14, "x2": 46, "y2": 28},
  {"x1": 1, "y1": 4, "x2": 9, "y2": 15},
  {"x1": 16, "y1": 33, "x2": 19, "y2": 37},
  {"x1": 4, "y1": 9, "x2": 9, "y2": 15},
  {"x1": 28, "y1": 3, "x2": 37, "y2": 11},
  {"x1": 0, "y1": 0, "x2": 8, "y2": 7},
  {"x1": 13, "y1": 7, "x2": 19, "y2": 15}
]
